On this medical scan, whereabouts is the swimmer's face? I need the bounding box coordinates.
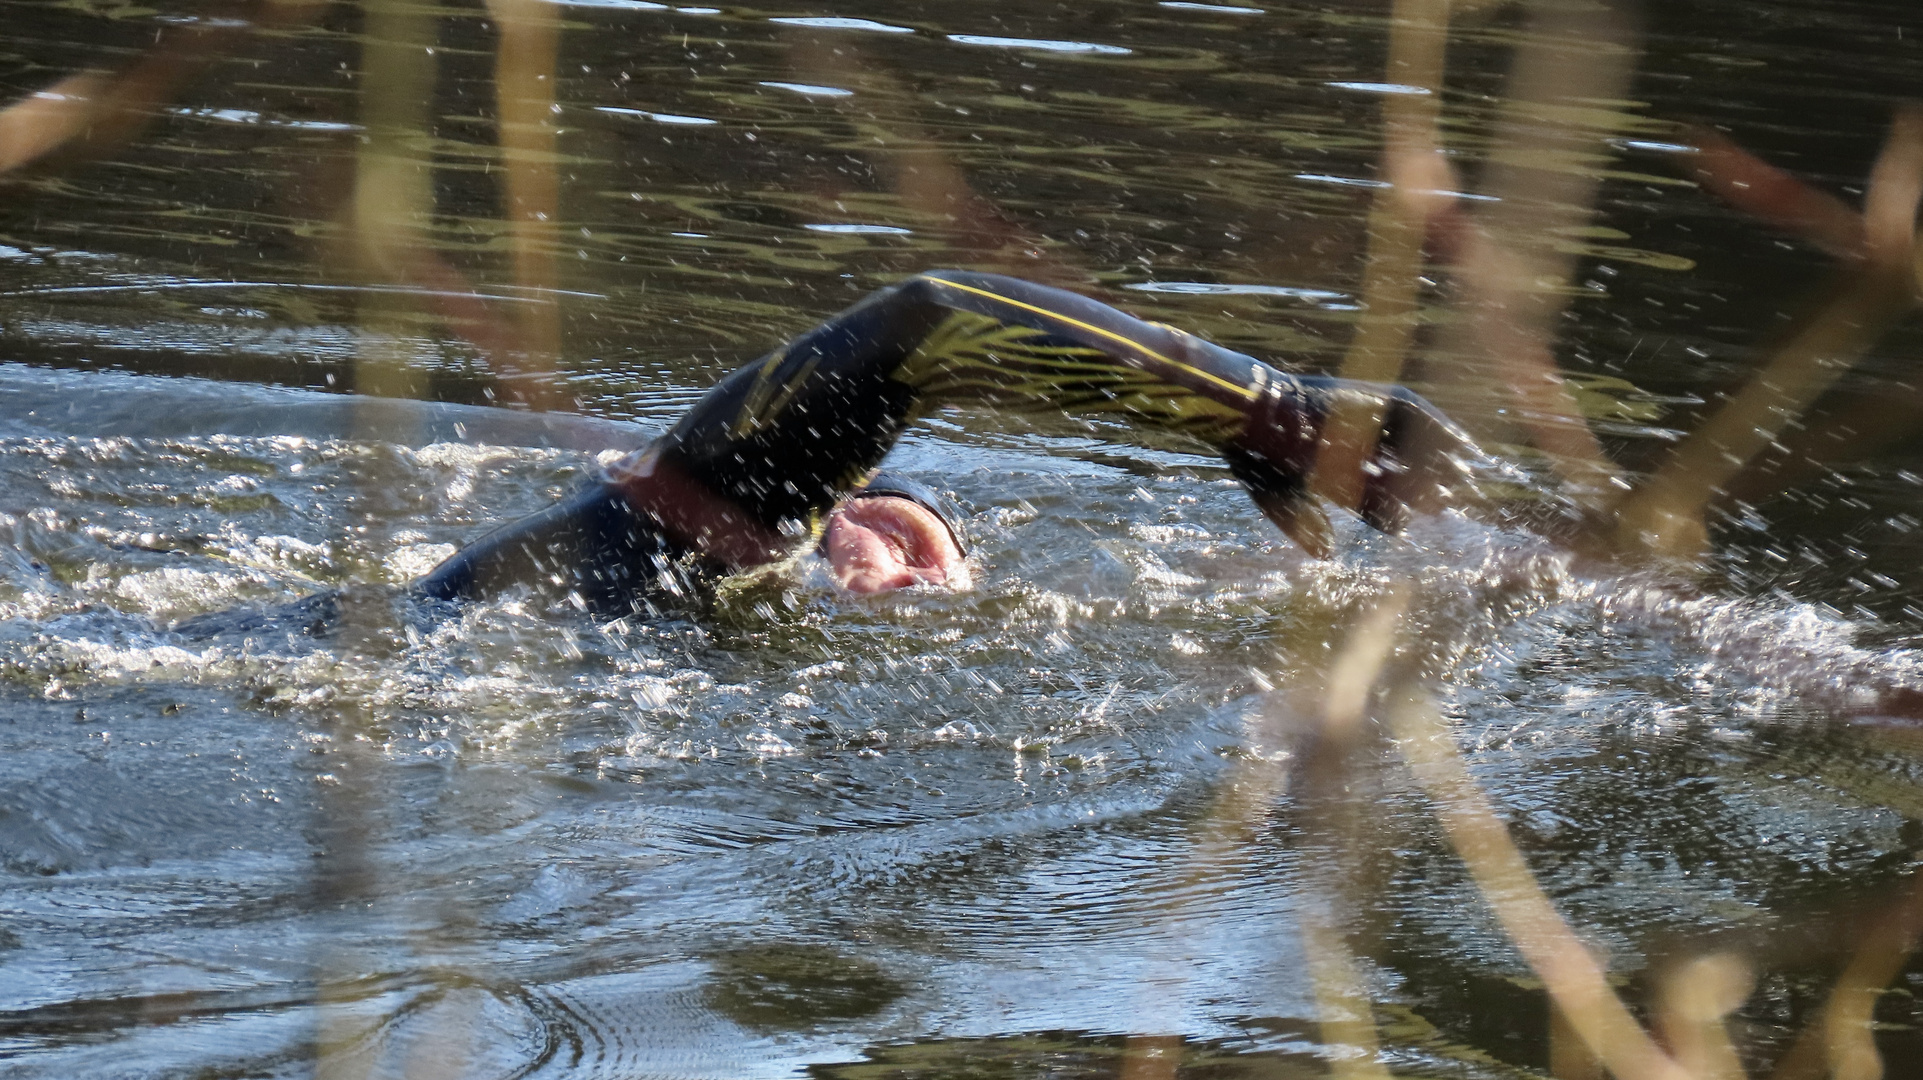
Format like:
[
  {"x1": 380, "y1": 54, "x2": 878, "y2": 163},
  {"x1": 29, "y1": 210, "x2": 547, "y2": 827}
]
[{"x1": 822, "y1": 495, "x2": 965, "y2": 594}]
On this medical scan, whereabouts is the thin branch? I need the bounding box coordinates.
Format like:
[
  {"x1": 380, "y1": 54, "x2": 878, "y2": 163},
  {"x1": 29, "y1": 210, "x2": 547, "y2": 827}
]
[
  {"x1": 486, "y1": 0, "x2": 565, "y2": 399},
  {"x1": 1390, "y1": 689, "x2": 1693, "y2": 1080},
  {"x1": 1314, "y1": 0, "x2": 1454, "y2": 511},
  {"x1": 1681, "y1": 124, "x2": 1867, "y2": 262},
  {"x1": 1768, "y1": 870, "x2": 1923, "y2": 1080},
  {"x1": 1654, "y1": 953, "x2": 1754, "y2": 1080},
  {"x1": 1610, "y1": 106, "x2": 1923, "y2": 559},
  {"x1": 0, "y1": 0, "x2": 323, "y2": 177},
  {"x1": 1427, "y1": 0, "x2": 1639, "y2": 505}
]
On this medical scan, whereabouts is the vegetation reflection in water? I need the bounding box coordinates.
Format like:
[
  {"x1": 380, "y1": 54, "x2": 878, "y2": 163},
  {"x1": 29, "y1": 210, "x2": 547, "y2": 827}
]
[{"x1": 1, "y1": 0, "x2": 1923, "y2": 1077}]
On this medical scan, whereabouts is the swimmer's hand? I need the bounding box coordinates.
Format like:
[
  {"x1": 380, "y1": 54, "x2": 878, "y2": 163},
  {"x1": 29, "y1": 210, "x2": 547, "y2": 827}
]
[
  {"x1": 823, "y1": 495, "x2": 966, "y2": 594},
  {"x1": 1229, "y1": 381, "x2": 1486, "y2": 557}
]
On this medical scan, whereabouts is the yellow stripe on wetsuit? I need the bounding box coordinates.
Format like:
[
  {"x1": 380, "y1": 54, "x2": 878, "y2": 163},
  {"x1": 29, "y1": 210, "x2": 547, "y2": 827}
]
[
  {"x1": 892, "y1": 307, "x2": 1250, "y2": 444},
  {"x1": 924, "y1": 275, "x2": 1261, "y2": 405}
]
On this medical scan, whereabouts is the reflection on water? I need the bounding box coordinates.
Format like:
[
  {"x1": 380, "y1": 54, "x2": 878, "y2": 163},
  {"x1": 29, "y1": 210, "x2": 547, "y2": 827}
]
[{"x1": 2, "y1": 0, "x2": 1923, "y2": 1076}]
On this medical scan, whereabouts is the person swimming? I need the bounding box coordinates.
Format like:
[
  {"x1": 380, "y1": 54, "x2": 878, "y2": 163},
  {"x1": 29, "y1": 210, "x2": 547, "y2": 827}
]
[{"x1": 183, "y1": 269, "x2": 1480, "y2": 632}]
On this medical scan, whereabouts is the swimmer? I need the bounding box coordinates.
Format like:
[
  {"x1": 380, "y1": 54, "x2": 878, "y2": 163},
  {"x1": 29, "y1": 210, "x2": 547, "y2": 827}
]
[{"x1": 183, "y1": 269, "x2": 1478, "y2": 632}]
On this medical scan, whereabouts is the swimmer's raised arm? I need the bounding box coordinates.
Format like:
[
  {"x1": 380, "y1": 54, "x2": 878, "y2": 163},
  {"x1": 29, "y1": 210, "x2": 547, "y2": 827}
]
[
  {"x1": 404, "y1": 269, "x2": 1483, "y2": 616},
  {"x1": 615, "y1": 270, "x2": 1480, "y2": 563}
]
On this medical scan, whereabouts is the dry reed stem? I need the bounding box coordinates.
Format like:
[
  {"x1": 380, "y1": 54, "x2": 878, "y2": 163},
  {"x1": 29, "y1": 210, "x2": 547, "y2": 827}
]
[
  {"x1": 1765, "y1": 870, "x2": 1923, "y2": 1080},
  {"x1": 1390, "y1": 689, "x2": 1693, "y2": 1080},
  {"x1": 0, "y1": 72, "x2": 125, "y2": 175},
  {"x1": 1551, "y1": 1001, "x2": 1607, "y2": 1080},
  {"x1": 0, "y1": 0, "x2": 528, "y2": 388},
  {"x1": 1321, "y1": 585, "x2": 1412, "y2": 741},
  {"x1": 1429, "y1": 0, "x2": 1636, "y2": 506},
  {"x1": 486, "y1": 0, "x2": 565, "y2": 401},
  {"x1": 0, "y1": 1, "x2": 322, "y2": 177},
  {"x1": 309, "y1": 2, "x2": 537, "y2": 393},
  {"x1": 320, "y1": 10, "x2": 448, "y2": 1073},
  {"x1": 1610, "y1": 106, "x2": 1923, "y2": 560},
  {"x1": 1815, "y1": 917, "x2": 1911, "y2": 1080},
  {"x1": 1676, "y1": 124, "x2": 1896, "y2": 504},
  {"x1": 1313, "y1": 0, "x2": 1454, "y2": 512},
  {"x1": 1155, "y1": 584, "x2": 1414, "y2": 1075},
  {"x1": 786, "y1": 35, "x2": 1057, "y2": 280},
  {"x1": 1654, "y1": 953, "x2": 1754, "y2": 1080},
  {"x1": 351, "y1": 0, "x2": 440, "y2": 408},
  {"x1": 1282, "y1": 584, "x2": 1427, "y2": 1071},
  {"x1": 1681, "y1": 126, "x2": 1867, "y2": 263},
  {"x1": 309, "y1": 697, "x2": 402, "y2": 1080},
  {"x1": 1301, "y1": 912, "x2": 1396, "y2": 1080}
]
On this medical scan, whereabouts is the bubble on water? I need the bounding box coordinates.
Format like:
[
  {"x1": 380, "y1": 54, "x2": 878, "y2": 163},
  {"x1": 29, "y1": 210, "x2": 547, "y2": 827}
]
[
  {"x1": 928, "y1": 720, "x2": 983, "y2": 742},
  {"x1": 741, "y1": 729, "x2": 798, "y2": 758},
  {"x1": 629, "y1": 678, "x2": 677, "y2": 710}
]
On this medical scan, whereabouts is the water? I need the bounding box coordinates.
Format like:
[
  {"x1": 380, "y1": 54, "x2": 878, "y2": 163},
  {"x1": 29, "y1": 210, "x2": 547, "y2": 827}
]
[{"x1": 4, "y1": 0, "x2": 1923, "y2": 1076}]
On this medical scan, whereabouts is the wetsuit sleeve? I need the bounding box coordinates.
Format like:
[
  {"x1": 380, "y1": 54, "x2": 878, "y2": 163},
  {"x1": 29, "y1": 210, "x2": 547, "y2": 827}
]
[
  {"x1": 411, "y1": 479, "x2": 717, "y2": 610},
  {"x1": 178, "y1": 480, "x2": 717, "y2": 633},
  {"x1": 638, "y1": 269, "x2": 1479, "y2": 556}
]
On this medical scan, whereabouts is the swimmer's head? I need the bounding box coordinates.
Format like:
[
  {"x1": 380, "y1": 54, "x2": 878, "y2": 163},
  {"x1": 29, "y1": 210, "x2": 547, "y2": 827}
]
[{"x1": 822, "y1": 472, "x2": 968, "y2": 595}]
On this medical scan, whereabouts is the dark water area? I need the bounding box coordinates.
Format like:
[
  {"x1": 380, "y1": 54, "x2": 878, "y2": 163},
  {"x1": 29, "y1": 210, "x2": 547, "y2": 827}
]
[{"x1": 3, "y1": 0, "x2": 1923, "y2": 1077}]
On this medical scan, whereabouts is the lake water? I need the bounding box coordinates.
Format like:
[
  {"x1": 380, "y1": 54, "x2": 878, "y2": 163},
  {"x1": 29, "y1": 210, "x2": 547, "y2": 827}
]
[{"x1": 3, "y1": 0, "x2": 1923, "y2": 1076}]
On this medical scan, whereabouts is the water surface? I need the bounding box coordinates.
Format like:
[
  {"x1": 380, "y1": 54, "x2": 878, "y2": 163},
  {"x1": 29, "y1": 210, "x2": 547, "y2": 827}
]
[{"x1": 3, "y1": 0, "x2": 1923, "y2": 1076}]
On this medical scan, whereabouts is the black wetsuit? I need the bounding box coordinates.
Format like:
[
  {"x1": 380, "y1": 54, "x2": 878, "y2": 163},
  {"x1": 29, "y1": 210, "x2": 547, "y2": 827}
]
[
  {"x1": 413, "y1": 480, "x2": 706, "y2": 615},
  {"x1": 187, "y1": 270, "x2": 1479, "y2": 631}
]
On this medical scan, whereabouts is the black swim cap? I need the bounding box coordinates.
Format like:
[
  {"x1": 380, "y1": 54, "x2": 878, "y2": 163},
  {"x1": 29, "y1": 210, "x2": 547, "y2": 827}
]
[{"x1": 843, "y1": 472, "x2": 969, "y2": 557}]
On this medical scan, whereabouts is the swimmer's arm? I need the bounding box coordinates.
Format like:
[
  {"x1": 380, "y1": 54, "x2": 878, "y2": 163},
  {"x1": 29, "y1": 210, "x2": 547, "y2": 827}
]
[
  {"x1": 412, "y1": 478, "x2": 713, "y2": 613},
  {"x1": 176, "y1": 479, "x2": 710, "y2": 634},
  {"x1": 619, "y1": 270, "x2": 1481, "y2": 558}
]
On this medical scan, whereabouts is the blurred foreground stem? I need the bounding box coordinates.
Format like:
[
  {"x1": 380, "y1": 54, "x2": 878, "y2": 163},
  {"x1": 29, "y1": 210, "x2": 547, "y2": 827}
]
[
  {"x1": 1390, "y1": 689, "x2": 1692, "y2": 1080},
  {"x1": 487, "y1": 0, "x2": 564, "y2": 394},
  {"x1": 1314, "y1": 0, "x2": 1452, "y2": 512},
  {"x1": 352, "y1": 0, "x2": 438, "y2": 405},
  {"x1": 1609, "y1": 106, "x2": 1923, "y2": 562},
  {"x1": 1427, "y1": 0, "x2": 1638, "y2": 504}
]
